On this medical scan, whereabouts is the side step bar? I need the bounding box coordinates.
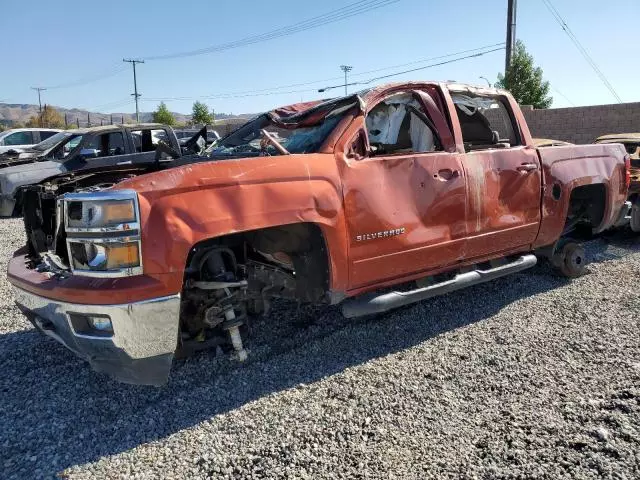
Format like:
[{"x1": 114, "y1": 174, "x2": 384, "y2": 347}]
[{"x1": 342, "y1": 254, "x2": 537, "y2": 318}]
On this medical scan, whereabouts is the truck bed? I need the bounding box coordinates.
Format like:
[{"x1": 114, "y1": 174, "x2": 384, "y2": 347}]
[{"x1": 535, "y1": 142, "x2": 628, "y2": 247}]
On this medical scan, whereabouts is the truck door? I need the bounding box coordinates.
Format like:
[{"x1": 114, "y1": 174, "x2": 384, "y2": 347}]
[
  {"x1": 451, "y1": 92, "x2": 542, "y2": 258},
  {"x1": 66, "y1": 131, "x2": 130, "y2": 170},
  {"x1": 340, "y1": 89, "x2": 467, "y2": 289}
]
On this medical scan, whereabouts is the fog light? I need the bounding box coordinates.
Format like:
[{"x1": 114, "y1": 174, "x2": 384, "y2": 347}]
[{"x1": 88, "y1": 316, "x2": 113, "y2": 332}]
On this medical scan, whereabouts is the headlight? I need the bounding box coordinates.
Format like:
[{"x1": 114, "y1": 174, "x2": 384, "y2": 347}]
[
  {"x1": 63, "y1": 190, "x2": 142, "y2": 278},
  {"x1": 67, "y1": 199, "x2": 136, "y2": 229},
  {"x1": 68, "y1": 240, "x2": 141, "y2": 271}
]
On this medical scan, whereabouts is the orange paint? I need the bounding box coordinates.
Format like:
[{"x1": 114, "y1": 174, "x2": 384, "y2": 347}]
[{"x1": 8, "y1": 82, "x2": 629, "y2": 305}]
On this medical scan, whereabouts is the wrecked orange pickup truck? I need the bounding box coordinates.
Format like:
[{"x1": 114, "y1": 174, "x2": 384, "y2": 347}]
[{"x1": 8, "y1": 82, "x2": 630, "y2": 385}]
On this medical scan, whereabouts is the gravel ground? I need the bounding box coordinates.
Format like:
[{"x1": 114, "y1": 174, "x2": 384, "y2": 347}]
[{"x1": 0, "y1": 217, "x2": 638, "y2": 479}]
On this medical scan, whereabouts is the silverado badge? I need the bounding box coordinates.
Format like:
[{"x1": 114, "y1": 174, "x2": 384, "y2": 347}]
[{"x1": 356, "y1": 227, "x2": 405, "y2": 242}]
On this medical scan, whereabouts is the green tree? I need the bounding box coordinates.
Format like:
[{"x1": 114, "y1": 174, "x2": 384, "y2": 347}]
[
  {"x1": 152, "y1": 102, "x2": 176, "y2": 125},
  {"x1": 191, "y1": 101, "x2": 213, "y2": 125},
  {"x1": 495, "y1": 40, "x2": 552, "y2": 109}
]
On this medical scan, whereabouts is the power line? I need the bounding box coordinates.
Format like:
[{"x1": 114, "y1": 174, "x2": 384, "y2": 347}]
[
  {"x1": 551, "y1": 86, "x2": 576, "y2": 107},
  {"x1": 10, "y1": 1, "x2": 399, "y2": 99},
  {"x1": 92, "y1": 97, "x2": 137, "y2": 111},
  {"x1": 319, "y1": 46, "x2": 505, "y2": 92},
  {"x1": 43, "y1": 63, "x2": 128, "y2": 90},
  {"x1": 142, "y1": 44, "x2": 506, "y2": 102},
  {"x1": 143, "y1": 0, "x2": 400, "y2": 61},
  {"x1": 348, "y1": 43, "x2": 506, "y2": 78},
  {"x1": 147, "y1": 42, "x2": 505, "y2": 100},
  {"x1": 541, "y1": 0, "x2": 622, "y2": 103}
]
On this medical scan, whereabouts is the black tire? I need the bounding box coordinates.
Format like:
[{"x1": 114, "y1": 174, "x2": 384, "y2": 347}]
[{"x1": 555, "y1": 242, "x2": 587, "y2": 278}]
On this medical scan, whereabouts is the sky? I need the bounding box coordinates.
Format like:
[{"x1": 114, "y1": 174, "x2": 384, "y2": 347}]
[{"x1": 1, "y1": 0, "x2": 638, "y2": 116}]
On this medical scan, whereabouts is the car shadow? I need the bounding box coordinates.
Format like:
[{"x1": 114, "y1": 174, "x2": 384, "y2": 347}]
[{"x1": 0, "y1": 236, "x2": 638, "y2": 477}]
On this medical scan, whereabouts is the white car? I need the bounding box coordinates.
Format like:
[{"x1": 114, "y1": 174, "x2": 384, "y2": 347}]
[{"x1": 0, "y1": 128, "x2": 62, "y2": 155}]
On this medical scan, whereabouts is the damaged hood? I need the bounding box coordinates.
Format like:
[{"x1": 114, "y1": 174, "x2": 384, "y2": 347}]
[
  {"x1": 0, "y1": 152, "x2": 43, "y2": 170},
  {"x1": 0, "y1": 160, "x2": 64, "y2": 196}
]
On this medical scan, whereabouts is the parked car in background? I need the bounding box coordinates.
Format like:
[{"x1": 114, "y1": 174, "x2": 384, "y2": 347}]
[
  {"x1": 595, "y1": 133, "x2": 640, "y2": 230},
  {"x1": 0, "y1": 128, "x2": 62, "y2": 155},
  {"x1": 8, "y1": 82, "x2": 630, "y2": 385},
  {"x1": 0, "y1": 123, "x2": 190, "y2": 216},
  {"x1": 595, "y1": 133, "x2": 640, "y2": 156}
]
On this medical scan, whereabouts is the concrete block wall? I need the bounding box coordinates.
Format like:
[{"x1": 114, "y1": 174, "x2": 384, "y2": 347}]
[{"x1": 522, "y1": 102, "x2": 640, "y2": 144}]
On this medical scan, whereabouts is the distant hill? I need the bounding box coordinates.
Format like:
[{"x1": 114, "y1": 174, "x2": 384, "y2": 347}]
[{"x1": 0, "y1": 103, "x2": 255, "y2": 128}]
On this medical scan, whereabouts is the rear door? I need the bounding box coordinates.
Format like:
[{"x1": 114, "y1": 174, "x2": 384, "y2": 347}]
[
  {"x1": 451, "y1": 92, "x2": 542, "y2": 258},
  {"x1": 128, "y1": 127, "x2": 176, "y2": 165}
]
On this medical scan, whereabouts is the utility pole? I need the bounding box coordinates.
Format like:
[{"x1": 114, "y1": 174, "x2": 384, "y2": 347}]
[
  {"x1": 505, "y1": 0, "x2": 517, "y2": 74},
  {"x1": 340, "y1": 65, "x2": 353, "y2": 95},
  {"x1": 123, "y1": 58, "x2": 144, "y2": 123},
  {"x1": 31, "y1": 87, "x2": 46, "y2": 127}
]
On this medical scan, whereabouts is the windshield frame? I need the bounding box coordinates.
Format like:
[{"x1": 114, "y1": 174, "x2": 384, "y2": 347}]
[
  {"x1": 206, "y1": 97, "x2": 360, "y2": 157},
  {"x1": 46, "y1": 133, "x2": 85, "y2": 161},
  {"x1": 31, "y1": 131, "x2": 74, "y2": 152}
]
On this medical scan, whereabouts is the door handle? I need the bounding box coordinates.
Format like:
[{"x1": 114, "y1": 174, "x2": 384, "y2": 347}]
[
  {"x1": 517, "y1": 163, "x2": 538, "y2": 172},
  {"x1": 117, "y1": 160, "x2": 132, "y2": 165},
  {"x1": 436, "y1": 168, "x2": 460, "y2": 180}
]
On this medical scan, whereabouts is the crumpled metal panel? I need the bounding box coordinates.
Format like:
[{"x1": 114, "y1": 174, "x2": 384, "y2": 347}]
[
  {"x1": 535, "y1": 142, "x2": 628, "y2": 246},
  {"x1": 119, "y1": 152, "x2": 350, "y2": 294}
]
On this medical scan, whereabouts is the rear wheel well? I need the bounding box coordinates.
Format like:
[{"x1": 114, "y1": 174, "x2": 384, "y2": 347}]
[{"x1": 564, "y1": 184, "x2": 606, "y2": 234}]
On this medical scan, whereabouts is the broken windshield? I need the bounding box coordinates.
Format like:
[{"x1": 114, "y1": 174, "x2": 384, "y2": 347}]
[{"x1": 208, "y1": 105, "x2": 350, "y2": 156}]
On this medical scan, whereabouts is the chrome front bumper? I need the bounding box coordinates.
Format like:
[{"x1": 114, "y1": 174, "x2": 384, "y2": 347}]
[{"x1": 13, "y1": 288, "x2": 180, "y2": 385}]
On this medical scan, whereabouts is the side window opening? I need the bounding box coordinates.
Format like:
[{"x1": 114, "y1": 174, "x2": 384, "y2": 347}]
[
  {"x1": 365, "y1": 92, "x2": 440, "y2": 156},
  {"x1": 39, "y1": 131, "x2": 57, "y2": 141},
  {"x1": 107, "y1": 132, "x2": 125, "y2": 155},
  {"x1": 452, "y1": 93, "x2": 520, "y2": 152},
  {"x1": 131, "y1": 129, "x2": 153, "y2": 152},
  {"x1": 4, "y1": 131, "x2": 34, "y2": 146},
  {"x1": 131, "y1": 129, "x2": 169, "y2": 153},
  {"x1": 347, "y1": 130, "x2": 367, "y2": 159},
  {"x1": 84, "y1": 132, "x2": 125, "y2": 157}
]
